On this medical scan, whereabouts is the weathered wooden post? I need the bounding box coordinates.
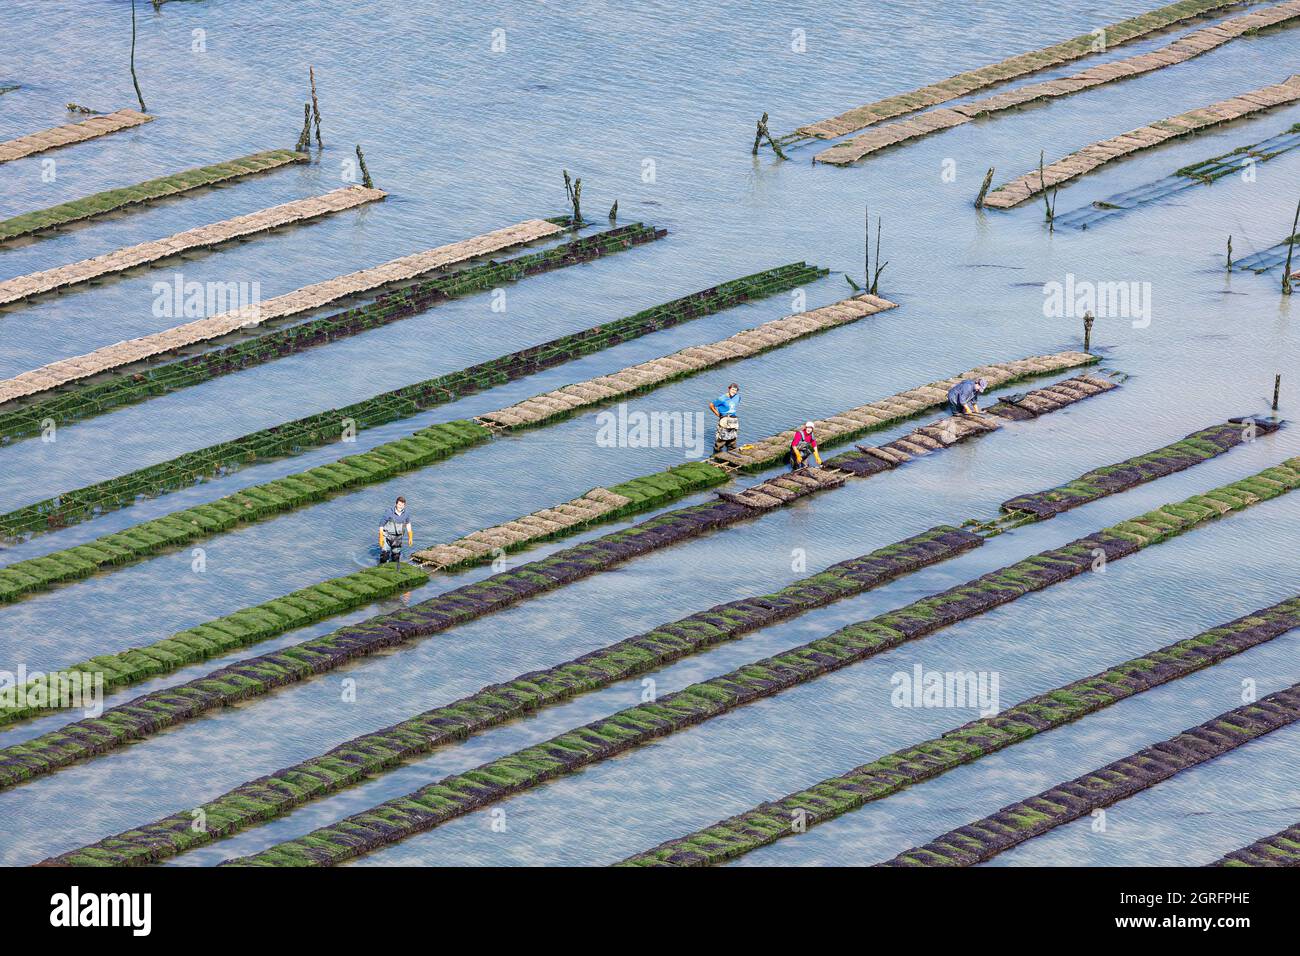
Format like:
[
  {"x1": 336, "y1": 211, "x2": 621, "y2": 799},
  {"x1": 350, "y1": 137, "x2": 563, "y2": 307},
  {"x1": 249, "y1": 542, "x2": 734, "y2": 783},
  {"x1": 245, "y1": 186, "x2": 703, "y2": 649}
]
[
  {"x1": 1275, "y1": 374, "x2": 1282, "y2": 412},
  {"x1": 309, "y1": 67, "x2": 323, "y2": 146},
  {"x1": 975, "y1": 167, "x2": 995, "y2": 208},
  {"x1": 869, "y1": 215, "x2": 887, "y2": 295},
  {"x1": 130, "y1": 0, "x2": 147, "y2": 111},
  {"x1": 355, "y1": 145, "x2": 372, "y2": 188},
  {"x1": 752, "y1": 113, "x2": 788, "y2": 160},
  {"x1": 295, "y1": 104, "x2": 311, "y2": 152},
  {"x1": 1226, "y1": 235, "x2": 1233, "y2": 271},
  {"x1": 1039, "y1": 151, "x2": 1057, "y2": 232},
  {"x1": 1083, "y1": 311, "x2": 1095, "y2": 352},
  {"x1": 608, "y1": 200, "x2": 618, "y2": 223},
  {"x1": 562, "y1": 170, "x2": 582, "y2": 224},
  {"x1": 1282, "y1": 197, "x2": 1300, "y2": 295}
]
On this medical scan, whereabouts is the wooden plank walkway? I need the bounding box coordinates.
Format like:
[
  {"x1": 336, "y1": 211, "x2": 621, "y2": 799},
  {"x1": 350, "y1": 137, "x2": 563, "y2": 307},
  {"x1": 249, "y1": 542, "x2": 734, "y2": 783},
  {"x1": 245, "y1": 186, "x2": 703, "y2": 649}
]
[
  {"x1": 0, "y1": 149, "x2": 308, "y2": 243},
  {"x1": 983, "y1": 74, "x2": 1300, "y2": 208},
  {"x1": 479, "y1": 293, "x2": 898, "y2": 428},
  {"x1": 814, "y1": 1, "x2": 1300, "y2": 165},
  {"x1": 413, "y1": 350, "x2": 1095, "y2": 570},
  {"x1": 715, "y1": 350, "x2": 1094, "y2": 470},
  {"x1": 795, "y1": 0, "x2": 1240, "y2": 142},
  {"x1": 0, "y1": 218, "x2": 564, "y2": 406},
  {"x1": 0, "y1": 186, "x2": 386, "y2": 306},
  {"x1": 0, "y1": 108, "x2": 152, "y2": 163}
]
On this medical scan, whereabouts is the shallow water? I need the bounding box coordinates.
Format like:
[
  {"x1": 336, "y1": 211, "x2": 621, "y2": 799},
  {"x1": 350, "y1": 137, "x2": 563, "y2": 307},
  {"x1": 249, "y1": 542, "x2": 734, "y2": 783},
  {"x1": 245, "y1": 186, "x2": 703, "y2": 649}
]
[{"x1": 0, "y1": 0, "x2": 1297, "y2": 866}]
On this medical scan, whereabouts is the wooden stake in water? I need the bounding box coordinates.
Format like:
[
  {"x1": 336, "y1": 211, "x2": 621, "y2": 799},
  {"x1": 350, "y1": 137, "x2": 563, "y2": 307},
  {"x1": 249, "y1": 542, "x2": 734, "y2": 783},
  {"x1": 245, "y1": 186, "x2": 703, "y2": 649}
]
[
  {"x1": 1039, "y1": 151, "x2": 1057, "y2": 232},
  {"x1": 752, "y1": 113, "x2": 788, "y2": 160},
  {"x1": 130, "y1": 0, "x2": 147, "y2": 112},
  {"x1": 1226, "y1": 235, "x2": 1233, "y2": 271},
  {"x1": 295, "y1": 104, "x2": 311, "y2": 152},
  {"x1": 608, "y1": 200, "x2": 618, "y2": 223},
  {"x1": 975, "y1": 167, "x2": 995, "y2": 208},
  {"x1": 1275, "y1": 374, "x2": 1282, "y2": 411},
  {"x1": 1083, "y1": 311, "x2": 1095, "y2": 352},
  {"x1": 562, "y1": 170, "x2": 582, "y2": 224},
  {"x1": 1283, "y1": 197, "x2": 1300, "y2": 295},
  {"x1": 309, "y1": 67, "x2": 323, "y2": 146},
  {"x1": 355, "y1": 145, "x2": 373, "y2": 188},
  {"x1": 870, "y1": 215, "x2": 887, "y2": 295}
]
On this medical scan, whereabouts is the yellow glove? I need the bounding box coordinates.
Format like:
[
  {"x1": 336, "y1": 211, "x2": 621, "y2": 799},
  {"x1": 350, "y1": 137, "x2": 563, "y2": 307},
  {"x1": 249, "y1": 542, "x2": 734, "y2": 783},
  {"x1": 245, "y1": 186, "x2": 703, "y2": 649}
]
[
  {"x1": 379, "y1": 530, "x2": 385, "y2": 549},
  {"x1": 792, "y1": 447, "x2": 803, "y2": 465},
  {"x1": 813, "y1": 448, "x2": 823, "y2": 466},
  {"x1": 407, "y1": 526, "x2": 413, "y2": 546}
]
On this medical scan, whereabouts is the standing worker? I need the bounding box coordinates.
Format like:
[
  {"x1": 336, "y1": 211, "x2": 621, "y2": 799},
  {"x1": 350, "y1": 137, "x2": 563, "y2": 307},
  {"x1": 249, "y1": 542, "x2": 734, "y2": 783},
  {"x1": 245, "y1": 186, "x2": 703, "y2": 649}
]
[
  {"x1": 378, "y1": 495, "x2": 413, "y2": 565},
  {"x1": 789, "y1": 421, "x2": 823, "y2": 470},
  {"x1": 946, "y1": 378, "x2": 987, "y2": 415},
  {"x1": 710, "y1": 382, "x2": 741, "y2": 455}
]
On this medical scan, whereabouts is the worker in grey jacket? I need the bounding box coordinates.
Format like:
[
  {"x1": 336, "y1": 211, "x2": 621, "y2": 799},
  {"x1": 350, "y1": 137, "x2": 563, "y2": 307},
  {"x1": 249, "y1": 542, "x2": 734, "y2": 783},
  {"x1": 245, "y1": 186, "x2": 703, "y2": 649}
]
[
  {"x1": 947, "y1": 378, "x2": 987, "y2": 415},
  {"x1": 379, "y1": 496, "x2": 413, "y2": 564}
]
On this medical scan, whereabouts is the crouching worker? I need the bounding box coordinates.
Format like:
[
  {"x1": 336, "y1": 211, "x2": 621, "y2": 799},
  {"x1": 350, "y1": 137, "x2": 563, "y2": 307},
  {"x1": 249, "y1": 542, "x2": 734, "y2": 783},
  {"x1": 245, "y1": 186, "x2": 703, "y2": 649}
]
[
  {"x1": 710, "y1": 382, "x2": 741, "y2": 455},
  {"x1": 946, "y1": 377, "x2": 988, "y2": 415},
  {"x1": 789, "y1": 421, "x2": 823, "y2": 471},
  {"x1": 379, "y1": 496, "x2": 413, "y2": 564}
]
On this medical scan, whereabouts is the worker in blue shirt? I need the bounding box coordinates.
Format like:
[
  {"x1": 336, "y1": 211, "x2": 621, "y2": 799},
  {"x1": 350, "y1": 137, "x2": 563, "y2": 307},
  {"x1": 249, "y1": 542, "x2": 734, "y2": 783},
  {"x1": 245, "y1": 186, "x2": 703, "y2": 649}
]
[
  {"x1": 709, "y1": 382, "x2": 740, "y2": 454},
  {"x1": 947, "y1": 378, "x2": 987, "y2": 415}
]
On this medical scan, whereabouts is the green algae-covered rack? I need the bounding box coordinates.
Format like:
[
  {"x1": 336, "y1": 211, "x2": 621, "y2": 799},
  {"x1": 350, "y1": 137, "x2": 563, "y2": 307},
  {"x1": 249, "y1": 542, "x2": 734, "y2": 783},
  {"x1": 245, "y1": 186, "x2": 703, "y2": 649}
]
[
  {"x1": 0, "y1": 224, "x2": 665, "y2": 444},
  {"x1": 1, "y1": 370, "x2": 1114, "y2": 802},
  {"x1": 220, "y1": 458, "x2": 1300, "y2": 867},
  {"x1": 0, "y1": 149, "x2": 307, "y2": 243},
  {"x1": 623, "y1": 594, "x2": 1300, "y2": 866},
  {"x1": 0, "y1": 261, "x2": 821, "y2": 542},
  {"x1": 37, "y1": 427, "x2": 1285, "y2": 865}
]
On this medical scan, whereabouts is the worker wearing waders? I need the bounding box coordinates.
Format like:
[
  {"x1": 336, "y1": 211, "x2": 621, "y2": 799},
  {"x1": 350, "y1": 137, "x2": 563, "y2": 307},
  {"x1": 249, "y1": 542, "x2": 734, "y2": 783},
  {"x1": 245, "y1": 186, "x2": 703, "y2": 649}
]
[
  {"x1": 710, "y1": 382, "x2": 741, "y2": 455},
  {"x1": 947, "y1": 378, "x2": 987, "y2": 415},
  {"x1": 378, "y1": 496, "x2": 413, "y2": 565},
  {"x1": 789, "y1": 421, "x2": 823, "y2": 471}
]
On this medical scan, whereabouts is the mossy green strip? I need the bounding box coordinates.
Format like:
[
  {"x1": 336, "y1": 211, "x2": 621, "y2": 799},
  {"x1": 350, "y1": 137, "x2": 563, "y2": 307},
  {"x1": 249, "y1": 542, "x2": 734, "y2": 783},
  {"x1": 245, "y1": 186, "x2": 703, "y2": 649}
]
[
  {"x1": 0, "y1": 225, "x2": 664, "y2": 445},
  {"x1": 0, "y1": 150, "x2": 307, "y2": 243},
  {"x1": 0, "y1": 563, "x2": 427, "y2": 725},
  {"x1": 217, "y1": 460, "x2": 1300, "y2": 867},
  {"x1": 0, "y1": 421, "x2": 489, "y2": 605},
  {"x1": 620, "y1": 594, "x2": 1300, "y2": 866},
  {"x1": 43, "y1": 526, "x2": 981, "y2": 864},
  {"x1": 0, "y1": 261, "x2": 823, "y2": 539}
]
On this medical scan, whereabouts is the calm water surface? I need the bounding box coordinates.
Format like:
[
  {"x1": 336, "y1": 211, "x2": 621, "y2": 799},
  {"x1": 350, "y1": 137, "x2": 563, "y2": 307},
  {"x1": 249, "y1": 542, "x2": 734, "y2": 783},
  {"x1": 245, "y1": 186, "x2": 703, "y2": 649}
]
[{"x1": 0, "y1": 0, "x2": 1297, "y2": 866}]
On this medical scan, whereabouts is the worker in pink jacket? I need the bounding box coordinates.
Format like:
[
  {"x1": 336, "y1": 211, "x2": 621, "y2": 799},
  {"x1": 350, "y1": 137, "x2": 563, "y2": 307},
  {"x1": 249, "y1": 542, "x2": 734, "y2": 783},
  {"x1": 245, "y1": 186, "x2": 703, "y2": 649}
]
[{"x1": 789, "y1": 421, "x2": 823, "y2": 471}]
